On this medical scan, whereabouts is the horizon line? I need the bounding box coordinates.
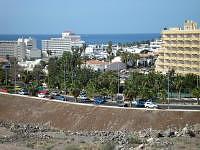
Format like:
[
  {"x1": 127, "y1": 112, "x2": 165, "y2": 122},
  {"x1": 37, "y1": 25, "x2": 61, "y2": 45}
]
[{"x1": 0, "y1": 32, "x2": 160, "y2": 35}]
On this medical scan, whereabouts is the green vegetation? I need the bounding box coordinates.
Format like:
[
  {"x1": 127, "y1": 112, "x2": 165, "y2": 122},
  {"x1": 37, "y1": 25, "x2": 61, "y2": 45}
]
[{"x1": 0, "y1": 43, "x2": 200, "y2": 104}]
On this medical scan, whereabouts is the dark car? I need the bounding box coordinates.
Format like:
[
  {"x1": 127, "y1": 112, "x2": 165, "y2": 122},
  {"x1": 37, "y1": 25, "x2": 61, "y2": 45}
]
[
  {"x1": 18, "y1": 89, "x2": 29, "y2": 95},
  {"x1": 132, "y1": 99, "x2": 146, "y2": 108},
  {"x1": 94, "y1": 96, "x2": 106, "y2": 104},
  {"x1": 51, "y1": 94, "x2": 66, "y2": 101},
  {"x1": 117, "y1": 100, "x2": 128, "y2": 107}
]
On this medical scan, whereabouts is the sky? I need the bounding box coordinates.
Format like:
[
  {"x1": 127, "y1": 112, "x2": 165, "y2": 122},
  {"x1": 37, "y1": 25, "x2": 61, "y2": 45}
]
[{"x1": 0, "y1": 0, "x2": 200, "y2": 34}]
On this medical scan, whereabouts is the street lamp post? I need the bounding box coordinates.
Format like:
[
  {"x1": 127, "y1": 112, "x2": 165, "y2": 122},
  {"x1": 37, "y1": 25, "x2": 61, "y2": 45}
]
[
  {"x1": 167, "y1": 73, "x2": 170, "y2": 109},
  {"x1": 14, "y1": 59, "x2": 16, "y2": 94},
  {"x1": 118, "y1": 63, "x2": 120, "y2": 94}
]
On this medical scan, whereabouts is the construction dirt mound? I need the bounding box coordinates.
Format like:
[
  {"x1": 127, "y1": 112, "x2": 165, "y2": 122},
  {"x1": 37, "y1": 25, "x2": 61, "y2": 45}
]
[{"x1": 0, "y1": 94, "x2": 200, "y2": 131}]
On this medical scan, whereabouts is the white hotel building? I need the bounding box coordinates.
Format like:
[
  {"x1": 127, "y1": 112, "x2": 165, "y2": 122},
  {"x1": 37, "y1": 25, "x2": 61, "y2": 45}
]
[
  {"x1": 42, "y1": 31, "x2": 84, "y2": 57},
  {"x1": 0, "y1": 37, "x2": 37, "y2": 61}
]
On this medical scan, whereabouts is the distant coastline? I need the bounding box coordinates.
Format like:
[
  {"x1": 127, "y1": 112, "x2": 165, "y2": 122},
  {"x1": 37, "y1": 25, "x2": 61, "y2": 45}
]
[{"x1": 0, "y1": 33, "x2": 160, "y2": 49}]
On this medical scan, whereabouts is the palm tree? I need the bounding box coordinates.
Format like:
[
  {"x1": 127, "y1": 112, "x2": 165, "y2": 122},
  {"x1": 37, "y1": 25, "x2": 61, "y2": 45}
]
[
  {"x1": 107, "y1": 41, "x2": 112, "y2": 63},
  {"x1": 173, "y1": 74, "x2": 184, "y2": 100},
  {"x1": 82, "y1": 43, "x2": 87, "y2": 66},
  {"x1": 47, "y1": 50, "x2": 52, "y2": 57},
  {"x1": 121, "y1": 52, "x2": 129, "y2": 65},
  {"x1": 192, "y1": 88, "x2": 200, "y2": 105},
  {"x1": 129, "y1": 53, "x2": 140, "y2": 67},
  {"x1": 158, "y1": 89, "x2": 167, "y2": 103}
]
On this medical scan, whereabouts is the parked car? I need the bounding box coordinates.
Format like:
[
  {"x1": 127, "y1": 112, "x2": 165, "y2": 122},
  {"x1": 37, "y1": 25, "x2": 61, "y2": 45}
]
[
  {"x1": 0, "y1": 88, "x2": 8, "y2": 93},
  {"x1": 132, "y1": 99, "x2": 146, "y2": 108},
  {"x1": 114, "y1": 93, "x2": 124, "y2": 101},
  {"x1": 18, "y1": 89, "x2": 29, "y2": 95},
  {"x1": 78, "y1": 94, "x2": 90, "y2": 102},
  {"x1": 37, "y1": 90, "x2": 49, "y2": 98},
  {"x1": 144, "y1": 101, "x2": 158, "y2": 109},
  {"x1": 117, "y1": 100, "x2": 128, "y2": 107},
  {"x1": 94, "y1": 96, "x2": 106, "y2": 104},
  {"x1": 51, "y1": 94, "x2": 66, "y2": 101}
]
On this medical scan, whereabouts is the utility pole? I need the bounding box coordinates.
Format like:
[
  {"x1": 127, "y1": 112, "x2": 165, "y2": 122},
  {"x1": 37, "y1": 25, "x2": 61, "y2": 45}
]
[
  {"x1": 167, "y1": 73, "x2": 170, "y2": 109},
  {"x1": 64, "y1": 62, "x2": 66, "y2": 94},
  {"x1": 118, "y1": 63, "x2": 120, "y2": 94},
  {"x1": 14, "y1": 58, "x2": 16, "y2": 94}
]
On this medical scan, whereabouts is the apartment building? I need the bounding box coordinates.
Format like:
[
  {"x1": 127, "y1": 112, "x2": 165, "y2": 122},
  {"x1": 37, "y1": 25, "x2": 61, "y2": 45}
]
[
  {"x1": 155, "y1": 20, "x2": 200, "y2": 75},
  {"x1": 0, "y1": 37, "x2": 37, "y2": 61},
  {"x1": 42, "y1": 31, "x2": 84, "y2": 57},
  {"x1": 0, "y1": 41, "x2": 17, "y2": 58}
]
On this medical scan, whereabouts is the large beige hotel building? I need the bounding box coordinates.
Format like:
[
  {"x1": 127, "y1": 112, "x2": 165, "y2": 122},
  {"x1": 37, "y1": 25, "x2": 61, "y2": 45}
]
[{"x1": 155, "y1": 20, "x2": 200, "y2": 75}]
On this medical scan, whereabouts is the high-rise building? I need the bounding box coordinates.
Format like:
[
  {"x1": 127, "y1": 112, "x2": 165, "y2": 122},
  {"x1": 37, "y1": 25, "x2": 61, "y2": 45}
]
[
  {"x1": 0, "y1": 37, "x2": 37, "y2": 61},
  {"x1": 0, "y1": 41, "x2": 17, "y2": 58},
  {"x1": 42, "y1": 31, "x2": 84, "y2": 57},
  {"x1": 155, "y1": 20, "x2": 200, "y2": 75}
]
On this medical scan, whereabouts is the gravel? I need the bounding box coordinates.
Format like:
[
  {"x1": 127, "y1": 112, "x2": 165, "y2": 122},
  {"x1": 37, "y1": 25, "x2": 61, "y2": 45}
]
[{"x1": 0, "y1": 121, "x2": 200, "y2": 150}]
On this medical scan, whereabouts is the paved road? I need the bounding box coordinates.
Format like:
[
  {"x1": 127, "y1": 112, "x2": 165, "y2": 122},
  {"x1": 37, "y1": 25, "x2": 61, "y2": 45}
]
[
  {"x1": 55, "y1": 95, "x2": 200, "y2": 110},
  {"x1": 1, "y1": 92, "x2": 200, "y2": 110},
  {"x1": 158, "y1": 104, "x2": 200, "y2": 110}
]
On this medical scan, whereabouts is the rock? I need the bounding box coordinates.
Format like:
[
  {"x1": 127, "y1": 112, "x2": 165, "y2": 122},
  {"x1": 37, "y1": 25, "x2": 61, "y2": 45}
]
[
  {"x1": 147, "y1": 137, "x2": 154, "y2": 144},
  {"x1": 182, "y1": 126, "x2": 189, "y2": 135},
  {"x1": 188, "y1": 130, "x2": 195, "y2": 137},
  {"x1": 181, "y1": 126, "x2": 195, "y2": 137},
  {"x1": 137, "y1": 144, "x2": 144, "y2": 149},
  {"x1": 157, "y1": 132, "x2": 164, "y2": 138}
]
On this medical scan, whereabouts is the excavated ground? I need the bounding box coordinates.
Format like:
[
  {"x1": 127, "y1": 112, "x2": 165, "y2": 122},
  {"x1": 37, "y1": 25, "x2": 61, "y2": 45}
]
[{"x1": 0, "y1": 94, "x2": 200, "y2": 131}]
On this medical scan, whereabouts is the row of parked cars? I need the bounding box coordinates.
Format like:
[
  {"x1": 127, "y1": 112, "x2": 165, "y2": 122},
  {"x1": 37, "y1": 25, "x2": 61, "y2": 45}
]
[{"x1": 6, "y1": 87, "x2": 159, "y2": 108}]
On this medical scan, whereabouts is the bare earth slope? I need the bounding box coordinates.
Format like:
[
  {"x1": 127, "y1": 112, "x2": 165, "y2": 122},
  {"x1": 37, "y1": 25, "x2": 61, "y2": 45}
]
[{"x1": 0, "y1": 94, "x2": 200, "y2": 131}]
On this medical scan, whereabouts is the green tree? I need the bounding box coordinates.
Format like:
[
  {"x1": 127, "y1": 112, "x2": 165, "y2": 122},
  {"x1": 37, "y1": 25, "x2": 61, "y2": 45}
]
[
  {"x1": 124, "y1": 72, "x2": 142, "y2": 101},
  {"x1": 158, "y1": 89, "x2": 167, "y2": 103},
  {"x1": 95, "y1": 71, "x2": 118, "y2": 98},
  {"x1": 0, "y1": 64, "x2": 5, "y2": 85},
  {"x1": 192, "y1": 88, "x2": 200, "y2": 105},
  {"x1": 173, "y1": 74, "x2": 184, "y2": 100},
  {"x1": 47, "y1": 57, "x2": 61, "y2": 89},
  {"x1": 32, "y1": 64, "x2": 46, "y2": 85},
  {"x1": 72, "y1": 88, "x2": 80, "y2": 102},
  {"x1": 86, "y1": 80, "x2": 96, "y2": 98}
]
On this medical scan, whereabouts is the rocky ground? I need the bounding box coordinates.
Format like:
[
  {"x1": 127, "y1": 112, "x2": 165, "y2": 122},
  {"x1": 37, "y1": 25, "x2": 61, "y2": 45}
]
[{"x1": 0, "y1": 121, "x2": 200, "y2": 150}]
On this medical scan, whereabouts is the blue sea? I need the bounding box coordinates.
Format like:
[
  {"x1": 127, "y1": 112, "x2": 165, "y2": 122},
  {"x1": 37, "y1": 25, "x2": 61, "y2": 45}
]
[{"x1": 0, "y1": 33, "x2": 160, "y2": 49}]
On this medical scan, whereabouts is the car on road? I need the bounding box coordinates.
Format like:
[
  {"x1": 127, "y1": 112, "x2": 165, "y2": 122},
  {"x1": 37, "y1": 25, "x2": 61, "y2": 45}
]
[
  {"x1": 18, "y1": 89, "x2": 29, "y2": 95},
  {"x1": 117, "y1": 100, "x2": 128, "y2": 107},
  {"x1": 132, "y1": 99, "x2": 146, "y2": 108},
  {"x1": 94, "y1": 96, "x2": 106, "y2": 105},
  {"x1": 0, "y1": 88, "x2": 8, "y2": 93},
  {"x1": 144, "y1": 101, "x2": 158, "y2": 109},
  {"x1": 78, "y1": 94, "x2": 90, "y2": 102},
  {"x1": 37, "y1": 90, "x2": 49, "y2": 98},
  {"x1": 51, "y1": 94, "x2": 66, "y2": 101}
]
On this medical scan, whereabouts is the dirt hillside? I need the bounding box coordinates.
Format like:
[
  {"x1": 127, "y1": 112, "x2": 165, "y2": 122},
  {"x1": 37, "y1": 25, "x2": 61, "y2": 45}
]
[{"x1": 0, "y1": 94, "x2": 200, "y2": 131}]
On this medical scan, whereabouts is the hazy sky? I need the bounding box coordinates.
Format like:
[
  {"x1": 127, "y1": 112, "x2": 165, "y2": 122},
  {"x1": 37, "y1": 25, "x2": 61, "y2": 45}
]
[{"x1": 0, "y1": 0, "x2": 199, "y2": 34}]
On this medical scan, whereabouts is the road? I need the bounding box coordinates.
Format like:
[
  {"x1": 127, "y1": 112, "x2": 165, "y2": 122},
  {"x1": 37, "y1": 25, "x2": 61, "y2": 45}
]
[
  {"x1": 1, "y1": 92, "x2": 200, "y2": 111},
  {"x1": 158, "y1": 104, "x2": 200, "y2": 110}
]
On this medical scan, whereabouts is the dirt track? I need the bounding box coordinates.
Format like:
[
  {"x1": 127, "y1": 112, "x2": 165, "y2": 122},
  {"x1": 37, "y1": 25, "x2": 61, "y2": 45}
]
[{"x1": 0, "y1": 94, "x2": 200, "y2": 131}]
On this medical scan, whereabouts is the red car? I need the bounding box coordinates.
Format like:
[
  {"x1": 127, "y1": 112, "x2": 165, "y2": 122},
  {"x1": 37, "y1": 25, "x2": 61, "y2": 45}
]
[{"x1": 0, "y1": 88, "x2": 8, "y2": 93}]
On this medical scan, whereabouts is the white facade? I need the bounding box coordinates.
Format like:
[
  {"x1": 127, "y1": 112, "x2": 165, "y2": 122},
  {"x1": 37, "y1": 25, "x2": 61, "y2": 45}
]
[
  {"x1": 0, "y1": 37, "x2": 37, "y2": 61},
  {"x1": 42, "y1": 31, "x2": 84, "y2": 57},
  {"x1": 18, "y1": 59, "x2": 42, "y2": 71},
  {"x1": 0, "y1": 41, "x2": 17, "y2": 58}
]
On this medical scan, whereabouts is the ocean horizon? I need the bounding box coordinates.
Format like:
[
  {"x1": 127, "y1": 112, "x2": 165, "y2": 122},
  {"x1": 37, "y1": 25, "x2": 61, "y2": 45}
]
[{"x1": 0, "y1": 33, "x2": 160, "y2": 49}]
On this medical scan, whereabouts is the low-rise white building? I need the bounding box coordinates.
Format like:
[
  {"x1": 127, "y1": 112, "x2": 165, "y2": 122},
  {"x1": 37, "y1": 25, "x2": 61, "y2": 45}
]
[
  {"x1": 85, "y1": 60, "x2": 108, "y2": 71},
  {"x1": 18, "y1": 59, "x2": 42, "y2": 71}
]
